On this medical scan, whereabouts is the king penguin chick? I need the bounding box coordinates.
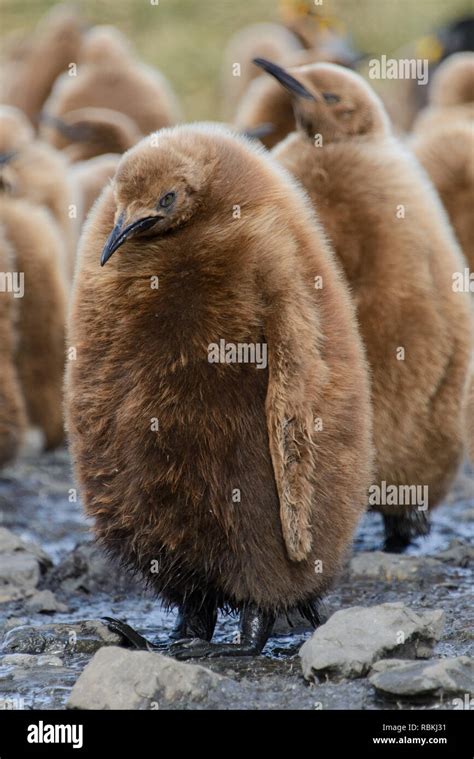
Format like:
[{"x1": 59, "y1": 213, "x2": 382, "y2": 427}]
[
  {"x1": 41, "y1": 25, "x2": 181, "y2": 150},
  {"x1": 0, "y1": 4, "x2": 83, "y2": 125},
  {"x1": 42, "y1": 107, "x2": 143, "y2": 163},
  {"x1": 411, "y1": 53, "x2": 474, "y2": 271},
  {"x1": 66, "y1": 123, "x2": 373, "y2": 658},
  {"x1": 220, "y1": 23, "x2": 303, "y2": 118},
  {"x1": 236, "y1": 47, "x2": 360, "y2": 149},
  {"x1": 256, "y1": 59, "x2": 474, "y2": 551},
  {"x1": 0, "y1": 106, "x2": 76, "y2": 282},
  {"x1": 0, "y1": 225, "x2": 27, "y2": 466},
  {"x1": 0, "y1": 197, "x2": 66, "y2": 450},
  {"x1": 413, "y1": 52, "x2": 474, "y2": 133}
]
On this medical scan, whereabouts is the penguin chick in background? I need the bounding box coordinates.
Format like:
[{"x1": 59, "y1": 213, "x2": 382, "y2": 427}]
[
  {"x1": 0, "y1": 4, "x2": 83, "y2": 125},
  {"x1": 0, "y1": 106, "x2": 76, "y2": 283},
  {"x1": 0, "y1": 226, "x2": 27, "y2": 466},
  {"x1": 255, "y1": 59, "x2": 473, "y2": 551},
  {"x1": 0, "y1": 198, "x2": 66, "y2": 451},
  {"x1": 236, "y1": 46, "x2": 361, "y2": 149},
  {"x1": 411, "y1": 53, "x2": 474, "y2": 271},
  {"x1": 413, "y1": 52, "x2": 474, "y2": 133},
  {"x1": 66, "y1": 124, "x2": 373, "y2": 658},
  {"x1": 41, "y1": 107, "x2": 142, "y2": 163},
  {"x1": 41, "y1": 25, "x2": 181, "y2": 151},
  {"x1": 220, "y1": 22, "x2": 305, "y2": 118}
]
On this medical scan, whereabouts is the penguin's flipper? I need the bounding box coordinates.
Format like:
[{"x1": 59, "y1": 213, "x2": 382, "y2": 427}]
[{"x1": 264, "y1": 295, "x2": 326, "y2": 563}]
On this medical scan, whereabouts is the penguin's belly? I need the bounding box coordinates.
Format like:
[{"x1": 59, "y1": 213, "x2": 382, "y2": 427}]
[{"x1": 73, "y1": 359, "x2": 317, "y2": 608}]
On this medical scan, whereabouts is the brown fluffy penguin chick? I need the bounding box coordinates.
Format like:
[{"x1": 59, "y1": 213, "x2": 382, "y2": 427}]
[
  {"x1": 258, "y1": 60, "x2": 473, "y2": 551},
  {"x1": 0, "y1": 226, "x2": 27, "y2": 466},
  {"x1": 0, "y1": 5, "x2": 83, "y2": 125},
  {"x1": 42, "y1": 25, "x2": 181, "y2": 149},
  {"x1": 413, "y1": 52, "x2": 474, "y2": 133},
  {"x1": 42, "y1": 108, "x2": 143, "y2": 163},
  {"x1": 65, "y1": 123, "x2": 373, "y2": 658},
  {"x1": 0, "y1": 106, "x2": 76, "y2": 282},
  {"x1": 412, "y1": 123, "x2": 474, "y2": 271},
  {"x1": 411, "y1": 54, "x2": 474, "y2": 270},
  {"x1": 0, "y1": 198, "x2": 66, "y2": 450},
  {"x1": 236, "y1": 47, "x2": 360, "y2": 149},
  {"x1": 220, "y1": 23, "x2": 303, "y2": 117}
]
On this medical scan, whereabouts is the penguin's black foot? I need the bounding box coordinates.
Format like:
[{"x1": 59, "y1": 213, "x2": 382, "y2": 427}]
[
  {"x1": 383, "y1": 511, "x2": 430, "y2": 553},
  {"x1": 102, "y1": 617, "x2": 159, "y2": 651},
  {"x1": 169, "y1": 603, "x2": 275, "y2": 660},
  {"x1": 169, "y1": 638, "x2": 262, "y2": 660}
]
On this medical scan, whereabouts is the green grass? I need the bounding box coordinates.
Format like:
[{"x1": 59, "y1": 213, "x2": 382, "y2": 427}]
[{"x1": 1, "y1": 0, "x2": 472, "y2": 119}]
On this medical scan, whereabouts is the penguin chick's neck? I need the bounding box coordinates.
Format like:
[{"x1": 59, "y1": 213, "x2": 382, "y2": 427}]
[{"x1": 101, "y1": 232, "x2": 266, "y2": 378}]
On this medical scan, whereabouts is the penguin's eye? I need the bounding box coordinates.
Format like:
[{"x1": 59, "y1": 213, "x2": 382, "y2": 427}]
[
  {"x1": 322, "y1": 93, "x2": 340, "y2": 104},
  {"x1": 159, "y1": 191, "x2": 176, "y2": 209}
]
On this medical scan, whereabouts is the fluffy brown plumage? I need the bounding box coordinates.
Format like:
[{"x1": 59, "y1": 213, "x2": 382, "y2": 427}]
[
  {"x1": 0, "y1": 5, "x2": 83, "y2": 125},
  {"x1": 0, "y1": 105, "x2": 76, "y2": 282},
  {"x1": 41, "y1": 25, "x2": 181, "y2": 150},
  {"x1": 0, "y1": 197, "x2": 66, "y2": 451},
  {"x1": 263, "y1": 61, "x2": 473, "y2": 549},
  {"x1": 0, "y1": 225, "x2": 27, "y2": 466},
  {"x1": 66, "y1": 124, "x2": 372, "y2": 654},
  {"x1": 411, "y1": 53, "x2": 474, "y2": 271},
  {"x1": 414, "y1": 52, "x2": 474, "y2": 132}
]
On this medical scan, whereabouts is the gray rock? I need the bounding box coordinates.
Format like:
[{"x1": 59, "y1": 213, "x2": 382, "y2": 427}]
[
  {"x1": 0, "y1": 554, "x2": 40, "y2": 601},
  {"x1": 67, "y1": 646, "x2": 237, "y2": 710},
  {"x1": 458, "y1": 508, "x2": 474, "y2": 523},
  {"x1": 46, "y1": 542, "x2": 140, "y2": 594},
  {"x1": 349, "y1": 552, "x2": 445, "y2": 582},
  {"x1": 25, "y1": 590, "x2": 68, "y2": 614},
  {"x1": 434, "y1": 541, "x2": 474, "y2": 567},
  {"x1": 0, "y1": 528, "x2": 52, "y2": 602},
  {"x1": 300, "y1": 603, "x2": 445, "y2": 681},
  {"x1": 2, "y1": 620, "x2": 121, "y2": 655},
  {"x1": 0, "y1": 528, "x2": 24, "y2": 553},
  {"x1": 369, "y1": 657, "x2": 474, "y2": 698},
  {"x1": 1, "y1": 617, "x2": 28, "y2": 633}
]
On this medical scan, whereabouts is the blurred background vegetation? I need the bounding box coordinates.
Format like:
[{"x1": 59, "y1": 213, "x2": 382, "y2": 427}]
[{"x1": 1, "y1": 0, "x2": 472, "y2": 119}]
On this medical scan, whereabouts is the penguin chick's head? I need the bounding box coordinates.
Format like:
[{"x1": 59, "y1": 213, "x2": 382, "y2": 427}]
[
  {"x1": 429, "y1": 51, "x2": 474, "y2": 107},
  {"x1": 253, "y1": 58, "x2": 390, "y2": 143},
  {"x1": 100, "y1": 127, "x2": 219, "y2": 266}
]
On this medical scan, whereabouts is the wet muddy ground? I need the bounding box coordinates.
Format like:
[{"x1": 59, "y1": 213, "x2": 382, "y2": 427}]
[{"x1": 0, "y1": 447, "x2": 472, "y2": 710}]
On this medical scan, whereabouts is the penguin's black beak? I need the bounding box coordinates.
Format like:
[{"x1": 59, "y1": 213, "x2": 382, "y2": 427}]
[
  {"x1": 253, "y1": 58, "x2": 316, "y2": 100},
  {"x1": 100, "y1": 213, "x2": 161, "y2": 266},
  {"x1": 242, "y1": 122, "x2": 275, "y2": 140},
  {"x1": 40, "y1": 112, "x2": 93, "y2": 143}
]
